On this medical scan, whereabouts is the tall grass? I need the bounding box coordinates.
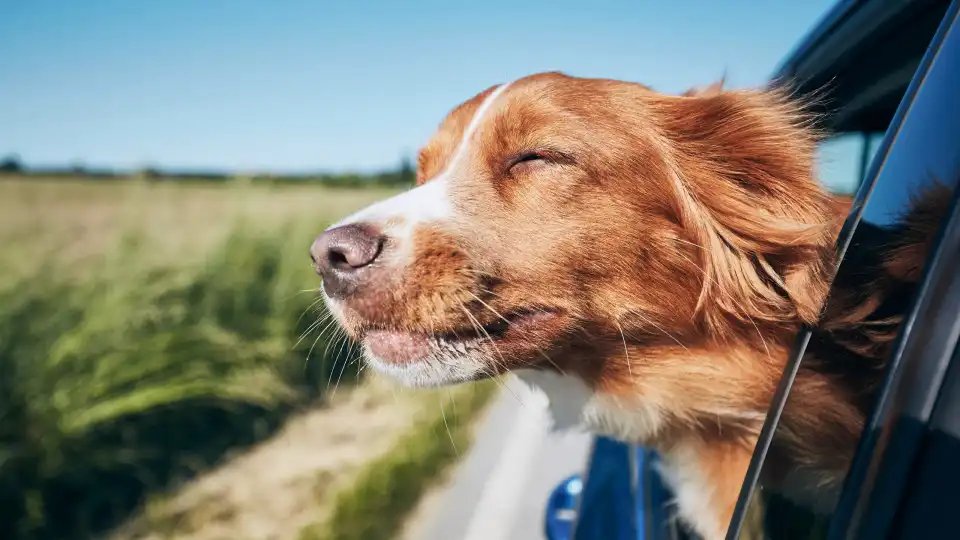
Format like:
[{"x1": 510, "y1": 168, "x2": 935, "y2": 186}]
[{"x1": 0, "y1": 208, "x2": 363, "y2": 539}]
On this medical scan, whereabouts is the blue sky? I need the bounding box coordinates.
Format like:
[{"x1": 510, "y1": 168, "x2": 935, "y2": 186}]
[{"x1": 1, "y1": 0, "x2": 839, "y2": 174}]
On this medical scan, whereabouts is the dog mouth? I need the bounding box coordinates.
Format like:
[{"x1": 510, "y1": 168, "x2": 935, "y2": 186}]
[{"x1": 363, "y1": 308, "x2": 560, "y2": 367}]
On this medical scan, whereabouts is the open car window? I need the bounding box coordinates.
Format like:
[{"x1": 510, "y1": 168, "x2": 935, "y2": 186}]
[
  {"x1": 815, "y1": 132, "x2": 884, "y2": 196},
  {"x1": 729, "y1": 1, "x2": 960, "y2": 539}
]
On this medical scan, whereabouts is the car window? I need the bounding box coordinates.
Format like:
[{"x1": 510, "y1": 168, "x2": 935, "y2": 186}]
[
  {"x1": 816, "y1": 132, "x2": 884, "y2": 196},
  {"x1": 732, "y1": 3, "x2": 960, "y2": 540}
]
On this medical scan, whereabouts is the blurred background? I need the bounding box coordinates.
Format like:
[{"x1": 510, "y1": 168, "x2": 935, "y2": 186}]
[{"x1": 0, "y1": 1, "x2": 856, "y2": 539}]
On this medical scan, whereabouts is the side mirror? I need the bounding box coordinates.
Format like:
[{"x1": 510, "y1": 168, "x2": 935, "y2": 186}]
[{"x1": 544, "y1": 474, "x2": 583, "y2": 540}]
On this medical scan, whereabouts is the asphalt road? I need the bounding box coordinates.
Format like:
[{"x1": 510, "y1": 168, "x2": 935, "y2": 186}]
[{"x1": 413, "y1": 376, "x2": 593, "y2": 540}]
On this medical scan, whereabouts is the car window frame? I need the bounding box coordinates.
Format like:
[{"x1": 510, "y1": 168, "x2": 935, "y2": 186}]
[
  {"x1": 725, "y1": 2, "x2": 960, "y2": 538},
  {"x1": 847, "y1": 180, "x2": 960, "y2": 540},
  {"x1": 887, "y1": 294, "x2": 960, "y2": 537},
  {"x1": 827, "y1": 5, "x2": 960, "y2": 535}
]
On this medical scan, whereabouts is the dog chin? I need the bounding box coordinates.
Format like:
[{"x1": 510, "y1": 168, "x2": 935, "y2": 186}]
[{"x1": 359, "y1": 342, "x2": 489, "y2": 388}]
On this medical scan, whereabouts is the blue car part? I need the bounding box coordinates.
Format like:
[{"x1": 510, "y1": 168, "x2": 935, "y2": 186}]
[
  {"x1": 544, "y1": 474, "x2": 583, "y2": 540},
  {"x1": 544, "y1": 437, "x2": 680, "y2": 540}
]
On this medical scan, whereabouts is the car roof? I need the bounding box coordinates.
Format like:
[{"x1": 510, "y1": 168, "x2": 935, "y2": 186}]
[{"x1": 771, "y1": 0, "x2": 952, "y2": 133}]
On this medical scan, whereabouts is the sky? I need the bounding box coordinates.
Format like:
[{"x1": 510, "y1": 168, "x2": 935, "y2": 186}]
[{"x1": 1, "y1": 0, "x2": 841, "y2": 174}]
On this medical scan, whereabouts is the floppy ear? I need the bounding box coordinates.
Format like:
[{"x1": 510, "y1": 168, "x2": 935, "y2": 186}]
[{"x1": 654, "y1": 86, "x2": 845, "y2": 333}]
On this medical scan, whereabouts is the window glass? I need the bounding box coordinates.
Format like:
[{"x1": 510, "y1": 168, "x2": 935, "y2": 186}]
[
  {"x1": 815, "y1": 132, "x2": 884, "y2": 196},
  {"x1": 737, "y1": 6, "x2": 960, "y2": 540}
]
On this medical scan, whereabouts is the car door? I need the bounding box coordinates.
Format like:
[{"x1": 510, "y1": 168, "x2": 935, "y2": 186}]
[{"x1": 726, "y1": 1, "x2": 960, "y2": 539}]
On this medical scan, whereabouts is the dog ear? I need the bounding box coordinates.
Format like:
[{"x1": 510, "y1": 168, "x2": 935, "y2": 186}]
[{"x1": 655, "y1": 86, "x2": 844, "y2": 332}]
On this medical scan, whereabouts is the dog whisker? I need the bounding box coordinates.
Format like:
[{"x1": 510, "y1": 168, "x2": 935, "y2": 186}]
[
  {"x1": 464, "y1": 290, "x2": 511, "y2": 325},
  {"x1": 627, "y1": 309, "x2": 693, "y2": 357},
  {"x1": 330, "y1": 338, "x2": 358, "y2": 399},
  {"x1": 438, "y1": 393, "x2": 458, "y2": 457},
  {"x1": 615, "y1": 320, "x2": 634, "y2": 379},
  {"x1": 457, "y1": 301, "x2": 524, "y2": 406},
  {"x1": 324, "y1": 329, "x2": 350, "y2": 394},
  {"x1": 294, "y1": 311, "x2": 333, "y2": 349},
  {"x1": 294, "y1": 294, "x2": 329, "y2": 327}
]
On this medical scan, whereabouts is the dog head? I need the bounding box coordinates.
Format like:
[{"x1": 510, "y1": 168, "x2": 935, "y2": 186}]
[{"x1": 311, "y1": 72, "x2": 843, "y2": 410}]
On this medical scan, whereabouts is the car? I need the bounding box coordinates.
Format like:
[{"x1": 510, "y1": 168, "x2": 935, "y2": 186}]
[{"x1": 544, "y1": 0, "x2": 960, "y2": 538}]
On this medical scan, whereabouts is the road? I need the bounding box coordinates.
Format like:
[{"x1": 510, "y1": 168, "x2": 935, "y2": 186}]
[{"x1": 412, "y1": 376, "x2": 594, "y2": 540}]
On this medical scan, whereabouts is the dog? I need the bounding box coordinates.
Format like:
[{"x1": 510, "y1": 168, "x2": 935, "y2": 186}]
[{"x1": 310, "y1": 72, "x2": 947, "y2": 539}]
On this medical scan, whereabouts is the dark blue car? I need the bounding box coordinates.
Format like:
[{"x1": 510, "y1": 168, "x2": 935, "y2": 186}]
[{"x1": 545, "y1": 0, "x2": 960, "y2": 538}]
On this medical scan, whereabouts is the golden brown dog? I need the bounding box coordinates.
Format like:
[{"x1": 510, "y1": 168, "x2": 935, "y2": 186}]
[{"x1": 310, "y1": 72, "x2": 947, "y2": 539}]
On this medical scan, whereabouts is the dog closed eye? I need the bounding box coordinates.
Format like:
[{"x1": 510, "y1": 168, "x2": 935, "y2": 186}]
[{"x1": 505, "y1": 149, "x2": 574, "y2": 175}]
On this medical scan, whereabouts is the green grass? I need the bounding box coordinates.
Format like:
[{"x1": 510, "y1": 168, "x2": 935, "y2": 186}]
[
  {"x1": 0, "y1": 177, "x2": 497, "y2": 540},
  {"x1": 299, "y1": 381, "x2": 498, "y2": 540},
  {"x1": 0, "y1": 179, "x2": 394, "y2": 539}
]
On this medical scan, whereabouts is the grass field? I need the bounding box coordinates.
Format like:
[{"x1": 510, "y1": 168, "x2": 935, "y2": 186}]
[
  {"x1": 0, "y1": 177, "x2": 397, "y2": 279},
  {"x1": 0, "y1": 176, "x2": 495, "y2": 540}
]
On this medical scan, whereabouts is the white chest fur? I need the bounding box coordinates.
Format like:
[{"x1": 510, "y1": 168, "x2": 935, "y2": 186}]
[
  {"x1": 513, "y1": 369, "x2": 726, "y2": 540},
  {"x1": 513, "y1": 369, "x2": 664, "y2": 442}
]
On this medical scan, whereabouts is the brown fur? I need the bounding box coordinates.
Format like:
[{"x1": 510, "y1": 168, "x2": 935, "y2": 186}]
[{"x1": 321, "y1": 72, "x2": 951, "y2": 538}]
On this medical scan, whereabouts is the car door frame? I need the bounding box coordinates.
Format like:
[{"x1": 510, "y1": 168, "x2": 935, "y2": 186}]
[{"x1": 726, "y1": 1, "x2": 960, "y2": 538}]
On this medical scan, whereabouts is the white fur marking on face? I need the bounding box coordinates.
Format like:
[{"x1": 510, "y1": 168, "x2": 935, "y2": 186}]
[
  {"x1": 327, "y1": 171, "x2": 452, "y2": 232},
  {"x1": 328, "y1": 81, "x2": 514, "y2": 235},
  {"x1": 320, "y1": 81, "x2": 516, "y2": 386}
]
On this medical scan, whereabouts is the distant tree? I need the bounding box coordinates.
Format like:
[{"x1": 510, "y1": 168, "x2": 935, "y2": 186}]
[
  {"x1": 135, "y1": 164, "x2": 162, "y2": 181},
  {"x1": 70, "y1": 160, "x2": 88, "y2": 176},
  {"x1": 0, "y1": 153, "x2": 24, "y2": 174}
]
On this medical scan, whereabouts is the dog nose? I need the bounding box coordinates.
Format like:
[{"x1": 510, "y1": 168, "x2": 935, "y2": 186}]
[{"x1": 311, "y1": 224, "x2": 384, "y2": 298}]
